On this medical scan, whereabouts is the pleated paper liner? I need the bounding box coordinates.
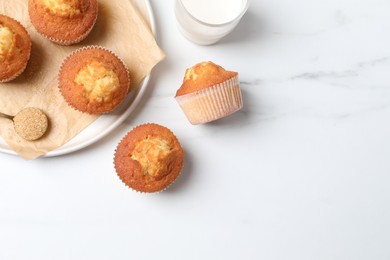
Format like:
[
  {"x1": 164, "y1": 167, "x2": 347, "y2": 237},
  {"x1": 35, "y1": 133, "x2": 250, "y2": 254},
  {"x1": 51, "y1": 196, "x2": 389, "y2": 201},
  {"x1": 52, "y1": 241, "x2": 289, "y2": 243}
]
[
  {"x1": 113, "y1": 123, "x2": 184, "y2": 194},
  {"x1": 28, "y1": 0, "x2": 98, "y2": 46},
  {"x1": 175, "y1": 76, "x2": 243, "y2": 125},
  {"x1": 0, "y1": 15, "x2": 32, "y2": 83}
]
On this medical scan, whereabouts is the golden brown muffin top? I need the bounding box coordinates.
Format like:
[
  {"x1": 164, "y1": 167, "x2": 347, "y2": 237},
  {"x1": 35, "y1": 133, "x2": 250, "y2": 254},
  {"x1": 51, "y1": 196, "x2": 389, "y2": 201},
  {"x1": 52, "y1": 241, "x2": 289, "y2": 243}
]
[
  {"x1": 114, "y1": 123, "x2": 184, "y2": 193},
  {"x1": 0, "y1": 15, "x2": 31, "y2": 81},
  {"x1": 28, "y1": 0, "x2": 98, "y2": 43},
  {"x1": 176, "y1": 61, "x2": 237, "y2": 96},
  {"x1": 74, "y1": 61, "x2": 120, "y2": 103},
  {"x1": 40, "y1": 0, "x2": 84, "y2": 17},
  {"x1": 130, "y1": 136, "x2": 173, "y2": 178},
  {"x1": 59, "y1": 47, "x2": 130, "y2": 114}
]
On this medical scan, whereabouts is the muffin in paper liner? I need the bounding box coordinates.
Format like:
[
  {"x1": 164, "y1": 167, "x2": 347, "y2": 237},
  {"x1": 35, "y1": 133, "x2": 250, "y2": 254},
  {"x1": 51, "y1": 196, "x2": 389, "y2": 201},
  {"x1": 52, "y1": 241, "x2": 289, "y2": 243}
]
[
  {"x1": 58, "y1": 45, "x2": 130, "y2": 114},
  {"x1": 28, "y1": 0, "x2": 98, "y2": 45},
  {"x1": 114, "y1": 123, "x2": 184, "y2": 193},
  {"x1": 0, "y1": 15, "x2": 32, "y2": 83},
  {"x1": 0, "y1": 61, "x2": 30, "y2": 83},
  {"x1": 42, "y1": 14, "x2": 97, "y2": 46},
  {"x1": 175, "y1": 61, "x2": 243, "y2": 125}
]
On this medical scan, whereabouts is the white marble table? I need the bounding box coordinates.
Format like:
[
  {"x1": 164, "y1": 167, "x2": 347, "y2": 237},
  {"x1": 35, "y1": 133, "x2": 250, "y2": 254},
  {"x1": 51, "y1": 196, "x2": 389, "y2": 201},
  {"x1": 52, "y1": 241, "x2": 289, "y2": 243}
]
[{"x1": 1, "y1": 0, "x2": 390, "y2": 259}]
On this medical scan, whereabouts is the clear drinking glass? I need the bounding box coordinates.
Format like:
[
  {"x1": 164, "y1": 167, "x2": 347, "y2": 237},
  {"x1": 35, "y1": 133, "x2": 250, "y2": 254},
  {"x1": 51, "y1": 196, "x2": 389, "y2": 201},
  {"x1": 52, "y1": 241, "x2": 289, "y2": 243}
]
[{"x1": 175, "y1": 0, "x2": 250, "y2": 45}]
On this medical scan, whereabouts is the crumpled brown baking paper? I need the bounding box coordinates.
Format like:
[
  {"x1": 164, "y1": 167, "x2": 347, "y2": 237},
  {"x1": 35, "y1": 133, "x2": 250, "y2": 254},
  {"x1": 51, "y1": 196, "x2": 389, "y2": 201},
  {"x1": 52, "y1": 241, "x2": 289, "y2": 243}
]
[{"x1": 0, "y1": 0, "x2": 165, "y2": 160}]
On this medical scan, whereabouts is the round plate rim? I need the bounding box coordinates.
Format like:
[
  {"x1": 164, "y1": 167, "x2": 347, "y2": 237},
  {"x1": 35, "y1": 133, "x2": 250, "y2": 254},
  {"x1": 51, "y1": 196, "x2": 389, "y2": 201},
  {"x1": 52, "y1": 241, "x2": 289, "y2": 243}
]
[{"x1": 0, "y1": 0, "x2": 156, "y2": 158}]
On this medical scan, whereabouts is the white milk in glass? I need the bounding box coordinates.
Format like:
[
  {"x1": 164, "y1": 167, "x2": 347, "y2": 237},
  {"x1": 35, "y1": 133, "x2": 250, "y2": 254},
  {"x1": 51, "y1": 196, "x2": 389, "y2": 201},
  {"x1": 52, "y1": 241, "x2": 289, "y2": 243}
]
[
  {"x1": 175, "y1": 0, "x2": 249, "y2": 45},
  {"x1": 181, "y1": 0, "x2": 245, "y2": 24}
]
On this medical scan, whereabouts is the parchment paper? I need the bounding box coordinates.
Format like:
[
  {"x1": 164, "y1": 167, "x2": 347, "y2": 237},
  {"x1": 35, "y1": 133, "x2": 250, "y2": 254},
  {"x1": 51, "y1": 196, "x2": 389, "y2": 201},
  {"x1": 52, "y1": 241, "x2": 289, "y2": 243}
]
[{"x1": 0, "y1": 0, "x2": 165, "y2": 160}]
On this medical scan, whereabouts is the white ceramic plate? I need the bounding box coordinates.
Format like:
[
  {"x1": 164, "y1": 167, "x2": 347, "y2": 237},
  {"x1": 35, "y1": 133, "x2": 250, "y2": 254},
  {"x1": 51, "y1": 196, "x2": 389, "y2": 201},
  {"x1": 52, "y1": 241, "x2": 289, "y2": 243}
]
[{"x1": 0, "y1": 0, "x2": 156, "y2": 157}]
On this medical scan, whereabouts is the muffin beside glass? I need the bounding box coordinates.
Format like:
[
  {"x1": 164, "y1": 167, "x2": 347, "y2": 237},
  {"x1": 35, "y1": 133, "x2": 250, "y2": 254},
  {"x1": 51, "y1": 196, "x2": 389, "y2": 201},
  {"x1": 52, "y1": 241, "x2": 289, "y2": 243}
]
[{"x1": 175, "y1": 61, "x2": 243, "y2": 124}]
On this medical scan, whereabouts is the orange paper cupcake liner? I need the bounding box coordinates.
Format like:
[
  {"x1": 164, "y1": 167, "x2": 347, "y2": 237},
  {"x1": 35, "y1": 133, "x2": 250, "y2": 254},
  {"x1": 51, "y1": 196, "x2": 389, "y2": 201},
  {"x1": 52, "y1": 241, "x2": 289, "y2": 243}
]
[{"x1": 43, "y1": 13, "x2": 98, "y2": 45}]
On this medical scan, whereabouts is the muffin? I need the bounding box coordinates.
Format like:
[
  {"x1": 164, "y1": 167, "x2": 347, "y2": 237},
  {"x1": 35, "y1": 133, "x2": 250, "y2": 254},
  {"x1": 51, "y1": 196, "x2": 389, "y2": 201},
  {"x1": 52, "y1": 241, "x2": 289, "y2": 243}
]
[
  {"x1": 59, "y1": 46, "x2": 130, "y2": 114},
  {"x1": 175, "y1": 61, "x2": 243, "y2": 125},
  {"x1": 0, "y1": 15, "x2": 32, "y2": 82},
  {"x1": 114, "y1": 123, "x2": 184, "y2": 193},
  {"x1": 28, "y1": 0, "x2": 98, "y2": 45}
]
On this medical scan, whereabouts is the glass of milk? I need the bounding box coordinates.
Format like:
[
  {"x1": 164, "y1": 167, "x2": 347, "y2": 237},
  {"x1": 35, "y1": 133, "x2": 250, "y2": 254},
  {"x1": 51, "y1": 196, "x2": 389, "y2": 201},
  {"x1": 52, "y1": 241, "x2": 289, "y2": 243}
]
[{"x1": 175, "y1": 0, "x2": 250, "y2": 45}]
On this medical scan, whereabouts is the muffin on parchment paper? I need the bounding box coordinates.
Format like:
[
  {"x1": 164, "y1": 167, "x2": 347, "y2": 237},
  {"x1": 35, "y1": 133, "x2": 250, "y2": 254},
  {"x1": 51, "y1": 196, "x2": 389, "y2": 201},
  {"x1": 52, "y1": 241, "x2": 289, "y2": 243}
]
[
  {"x1": 175, "y1": 61, "x2": 243, "y2": 125},
  {"x1": 0, "y1": 15, "x2": 32, "y2": 82},
  {"x1": 114, "y1": 123, "x2": 184, "y2": 193},
  {"x1": 58, "y1": 46, "x2": 130, "y2": 114},
  {"x1": 28, "y1": 0, "x2": 98, "y2": 45}
]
